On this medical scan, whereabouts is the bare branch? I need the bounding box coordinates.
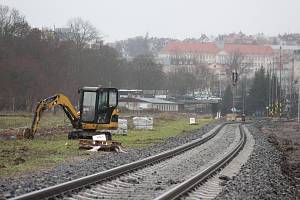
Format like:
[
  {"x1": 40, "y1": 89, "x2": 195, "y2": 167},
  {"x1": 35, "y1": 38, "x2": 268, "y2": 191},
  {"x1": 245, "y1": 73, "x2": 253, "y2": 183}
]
[{"x1": 66, "y1": 17, "x2": 100, "y2": 49}]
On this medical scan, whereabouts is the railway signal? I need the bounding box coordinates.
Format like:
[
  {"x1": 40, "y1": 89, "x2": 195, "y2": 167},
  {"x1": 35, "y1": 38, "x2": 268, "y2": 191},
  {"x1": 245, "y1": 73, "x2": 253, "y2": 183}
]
[{"x1": 232, "y1": 72, "x2": 238, "y2": 86}]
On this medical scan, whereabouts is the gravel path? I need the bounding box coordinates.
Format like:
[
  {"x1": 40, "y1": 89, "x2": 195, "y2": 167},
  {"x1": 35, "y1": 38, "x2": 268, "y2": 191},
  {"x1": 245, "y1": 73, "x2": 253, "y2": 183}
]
[
  {"x1": 0, "y1": 121, "x2": 219, "y2": 199},
  {"x1": 215, "y1": 123, "x2": 297, "y2": 200}
]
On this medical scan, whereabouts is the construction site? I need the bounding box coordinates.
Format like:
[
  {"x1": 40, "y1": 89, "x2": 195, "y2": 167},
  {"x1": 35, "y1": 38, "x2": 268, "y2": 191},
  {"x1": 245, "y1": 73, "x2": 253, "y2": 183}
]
[{"x1": 1, "y1": 1, "x2": 300, "y2": 199}]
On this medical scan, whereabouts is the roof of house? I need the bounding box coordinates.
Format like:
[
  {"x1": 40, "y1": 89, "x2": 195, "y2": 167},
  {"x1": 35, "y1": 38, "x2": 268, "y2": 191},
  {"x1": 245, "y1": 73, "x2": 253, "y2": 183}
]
[
  {"x1": 138, "y1": 98, "x2": 177, "y2": 104},
  {"x1": 119, "y1": 97, "x2": 177, "y2": 104},
  {"x1": 161, "y1": 42, "x2": 219, "y2": 54},
  {"x1": 119, "y1": 98, "x2": 146, "y2": 103},
  {"x1": 161, "y1": 42, "x2": 274, "y2": 55},
  {"x1": 271, "y1": 45, "x2": 300, "y2": 51},
  {"x1": 224, "y1": 44, "x2": 274, "y2": 55}
]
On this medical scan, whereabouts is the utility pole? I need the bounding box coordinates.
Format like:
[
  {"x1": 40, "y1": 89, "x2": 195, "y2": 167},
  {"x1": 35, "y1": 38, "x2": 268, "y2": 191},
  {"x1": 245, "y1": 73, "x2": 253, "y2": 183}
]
[
  {"x1": 218, "y1": 71, "x2": 222, "y2": 98},
  {"x1": 232, "y1": 70, "x2": 238, "y2": 114},
  {"x1": 291, "y1": 58, "x2": 295, "y2": 99},
  {"x1": 279, "y1": 45, "x2": 282, "y2": 118},
  {"x1": 242, "y1": 75, "x2": 246, "y2": 115},
  {"x1": 298, "y1": 80, "x2": 300, "y2": 123},
  {"x1": 271, "y1": 58, "x2": 275, "y2": 117},
  {"x1": 275, "y1": 65, "x2": 278, "y2": 114},
  {"x1": 268, "y1": 64, "x2": 272, "y2": 117},
  {"x1": 289, "y1": 57, "x2": 295, "y2": 118},
  {"x1": 12, "y1": 97, "x2": 15, "y2": 112},
  {"x1": 272, "y1": 58, "x2": 276, "y2": 117}
]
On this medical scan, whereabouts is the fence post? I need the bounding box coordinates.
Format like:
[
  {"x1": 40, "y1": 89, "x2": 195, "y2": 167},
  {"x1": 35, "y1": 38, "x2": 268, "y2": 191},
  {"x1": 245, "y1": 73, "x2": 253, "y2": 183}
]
[{"x1": 12, "y1": 97, "x2": 15, "y2": 112}]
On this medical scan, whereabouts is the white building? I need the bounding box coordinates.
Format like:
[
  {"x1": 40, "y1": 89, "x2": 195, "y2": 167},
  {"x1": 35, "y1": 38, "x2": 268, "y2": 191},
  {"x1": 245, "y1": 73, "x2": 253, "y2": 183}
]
[{"x1": 119, "y1": 97, "x2": 180, "y2": 112}]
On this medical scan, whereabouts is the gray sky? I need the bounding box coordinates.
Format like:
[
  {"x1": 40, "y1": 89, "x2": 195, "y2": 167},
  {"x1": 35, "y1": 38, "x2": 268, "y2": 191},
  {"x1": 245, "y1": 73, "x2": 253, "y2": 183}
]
[{"x1": 1, "y1": 0, "x2": 300, "y2": 42}]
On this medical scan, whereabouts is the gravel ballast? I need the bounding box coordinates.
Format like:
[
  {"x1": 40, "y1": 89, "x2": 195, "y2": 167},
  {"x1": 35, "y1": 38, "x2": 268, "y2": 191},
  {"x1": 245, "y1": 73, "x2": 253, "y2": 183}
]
[
  {"x1": 215, "y1": 123, "x2": 297, "y2": 200},
  {"x1": 0, "y1": 121, "x2": 219, "y2": 199}
]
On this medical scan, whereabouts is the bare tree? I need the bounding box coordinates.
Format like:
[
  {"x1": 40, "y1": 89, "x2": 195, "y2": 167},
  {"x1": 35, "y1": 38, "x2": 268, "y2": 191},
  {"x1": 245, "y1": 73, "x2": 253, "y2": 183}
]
[
  {"x1": 0, "y1": 5, "x2": 29, "y2": 38},
  {"x1": 194, "y1": 63, "x2": 211, "y2": 89},
  {"x1": 199, "y1": 34, "x2": 209, "y2": 43},
  {"x1": 167, "y1": 69, "x2": 196, "y2": 96},
  {"x1": 66, "y1": 17, "x2": 100, "y2": 49},
  {"x1": 226, "y1": 51, "x2": 244, "y2": 73},
  {"x1": 130, "y1": 55, "x2": 165, "y2": 90}
]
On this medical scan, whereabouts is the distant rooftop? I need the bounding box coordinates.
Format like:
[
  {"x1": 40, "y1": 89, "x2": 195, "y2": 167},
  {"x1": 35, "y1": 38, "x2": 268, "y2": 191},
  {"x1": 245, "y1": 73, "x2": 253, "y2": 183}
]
[
  {"x1": 120, "y1": 97, "x2": 176, "y2": 104},
  {"x1": 271, "y1": 45, "x2": 300, "y2": 51},
  {"x1": 162, "y1": 42, "x2": 218, "y2": 54},
  {"x1": 162, "y1": 42, "x2": 274, "y2": 55},
  {"x1": 138, "y1": 97, "x2": 176, "y2": 104}
]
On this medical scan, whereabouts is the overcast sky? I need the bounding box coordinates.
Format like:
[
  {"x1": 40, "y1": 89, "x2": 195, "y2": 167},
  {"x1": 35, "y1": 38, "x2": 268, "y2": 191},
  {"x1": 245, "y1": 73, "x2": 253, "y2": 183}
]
[{"x1": 1, "y1": 0, "x2": 300, "y2": 42}]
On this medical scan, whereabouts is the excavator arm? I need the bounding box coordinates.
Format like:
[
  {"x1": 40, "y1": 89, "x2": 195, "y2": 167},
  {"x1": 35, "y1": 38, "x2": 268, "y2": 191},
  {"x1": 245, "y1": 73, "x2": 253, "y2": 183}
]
[{"x1": 24, "y1": 94, "x2": 80, "y2": 139}]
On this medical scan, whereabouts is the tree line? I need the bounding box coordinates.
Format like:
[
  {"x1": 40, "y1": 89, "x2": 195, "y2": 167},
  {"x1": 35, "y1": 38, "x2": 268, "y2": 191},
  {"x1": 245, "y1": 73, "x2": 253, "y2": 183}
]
[
  {"x1": 3, "y1": 4, "x2": 279, "y2": 115},
  {"x1": 0, "y1": 5, "x2": 212, "y2": 111}
]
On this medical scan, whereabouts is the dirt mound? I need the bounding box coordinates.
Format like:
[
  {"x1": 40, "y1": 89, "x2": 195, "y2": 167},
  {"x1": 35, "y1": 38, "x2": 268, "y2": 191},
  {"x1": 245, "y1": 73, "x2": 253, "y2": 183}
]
[{"x1": 260, "y1": 120, "x2": 300, "y2": 197}]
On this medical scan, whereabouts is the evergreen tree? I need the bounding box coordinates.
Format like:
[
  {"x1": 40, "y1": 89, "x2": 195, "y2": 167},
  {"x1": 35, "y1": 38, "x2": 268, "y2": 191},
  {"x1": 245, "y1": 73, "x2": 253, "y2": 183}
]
[
  {"x1": 246, "y1": 67, "x2": 269, "y2": 114},
  {"x1": 221, "y1": 85, "x2": 233, "y2": 115}
]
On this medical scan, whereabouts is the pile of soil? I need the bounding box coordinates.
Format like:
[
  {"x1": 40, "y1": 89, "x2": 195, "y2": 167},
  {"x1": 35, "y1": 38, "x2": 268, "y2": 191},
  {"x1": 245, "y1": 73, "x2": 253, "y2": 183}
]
[{"x1": 257, "y1": 119, "x2": 300, "y2": 197}]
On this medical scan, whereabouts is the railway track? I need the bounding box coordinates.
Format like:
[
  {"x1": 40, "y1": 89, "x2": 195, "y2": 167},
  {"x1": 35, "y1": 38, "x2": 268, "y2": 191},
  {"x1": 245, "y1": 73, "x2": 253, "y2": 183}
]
[
  {"x1": 11, "y1": 123, "x2": 247, "y2": 200},
  {"x1": 155, "y1": 124, "x2": 247, "y2": 200}
]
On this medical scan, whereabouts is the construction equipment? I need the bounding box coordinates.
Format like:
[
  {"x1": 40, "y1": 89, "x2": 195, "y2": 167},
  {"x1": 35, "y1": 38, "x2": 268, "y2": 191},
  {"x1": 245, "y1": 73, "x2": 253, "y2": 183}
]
[
  {"x1": 23, "y1": 87, "x2": 121, "y2": 150},
  {"x1": 226, "y1": 113, "x2": 237, "y2": 121},
  {"x1": 225, "y1": 113, "x2": 246, "y2": 122}
]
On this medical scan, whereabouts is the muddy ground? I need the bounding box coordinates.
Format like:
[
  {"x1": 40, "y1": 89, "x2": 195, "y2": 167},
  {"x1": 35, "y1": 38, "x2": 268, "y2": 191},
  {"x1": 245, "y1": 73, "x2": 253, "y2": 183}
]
[{"x1": 255, "y1": 118, "x2": 300, "y2": 197}]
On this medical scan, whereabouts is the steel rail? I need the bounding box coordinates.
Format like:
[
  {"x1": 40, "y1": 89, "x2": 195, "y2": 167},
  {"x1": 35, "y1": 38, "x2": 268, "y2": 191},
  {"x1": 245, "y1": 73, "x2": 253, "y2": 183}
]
[
  {"x1": 11, "y1": 123, "x2": 228, "y2": 200},
  {"x1": 154, "y1": 123, "x2": 246, "y2": 200}
]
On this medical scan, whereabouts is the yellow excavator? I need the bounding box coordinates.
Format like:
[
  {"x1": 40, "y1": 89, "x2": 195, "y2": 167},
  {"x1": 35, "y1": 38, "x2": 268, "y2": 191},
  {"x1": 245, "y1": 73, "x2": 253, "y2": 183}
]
[{"x1": 24, "y1": 87, "x2": 119, "y2": 144}]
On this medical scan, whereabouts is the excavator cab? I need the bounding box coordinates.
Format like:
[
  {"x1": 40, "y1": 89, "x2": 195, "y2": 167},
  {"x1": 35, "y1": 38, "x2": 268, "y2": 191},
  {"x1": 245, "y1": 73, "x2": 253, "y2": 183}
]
[
  {"x1": 69, "y1": 87, "x2": 119, "y2": 139},
  {"x1": 79, "y1": 87, "x2": 118, "y2": 125}
]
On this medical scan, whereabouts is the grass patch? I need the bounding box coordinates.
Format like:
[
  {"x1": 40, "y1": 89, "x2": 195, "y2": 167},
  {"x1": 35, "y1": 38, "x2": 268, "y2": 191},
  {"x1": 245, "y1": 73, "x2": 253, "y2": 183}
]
[
  {"x1": 115, "y1": 117, "x2": 212, "y2": 148},
  {"x1": 0, "y1": 114, "x2": 213, "y2": 178},
  {"x1": 0, "y1": 112, "x2": 71, "y2": 130},
  {"x1": 0, "y1": 116, "x2": 32, "y2": 130},
  {"x1": 0, "y1": 133, "x2": 89, "y2": 177}
]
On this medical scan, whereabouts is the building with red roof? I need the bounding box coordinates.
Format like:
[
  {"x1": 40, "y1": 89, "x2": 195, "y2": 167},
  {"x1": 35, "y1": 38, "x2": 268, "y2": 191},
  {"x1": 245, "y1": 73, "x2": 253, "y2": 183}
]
[
  {"x1": 162, "y1": 42, "x2": 219, "y2": 54},
  {"x1": 224, "y1": 44, "x2": 273, "y2": 55},
  {"x1": 158, "y1": 41, "x2": 275, "y2": 75}
]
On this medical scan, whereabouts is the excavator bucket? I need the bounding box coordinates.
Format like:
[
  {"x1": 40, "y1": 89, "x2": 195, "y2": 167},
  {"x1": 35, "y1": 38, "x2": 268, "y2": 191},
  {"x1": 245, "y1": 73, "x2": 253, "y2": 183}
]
[{"x1": 23, "y1": 128, "x2": 34, "y2": 139}]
